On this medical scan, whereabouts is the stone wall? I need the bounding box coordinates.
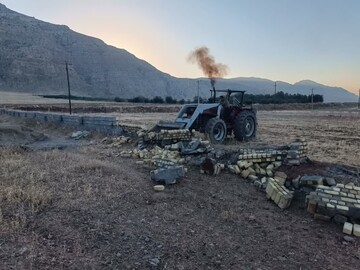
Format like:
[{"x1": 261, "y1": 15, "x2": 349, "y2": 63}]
[{"x1": 0, "y1": 108, "x2": 123, "y2": 134}]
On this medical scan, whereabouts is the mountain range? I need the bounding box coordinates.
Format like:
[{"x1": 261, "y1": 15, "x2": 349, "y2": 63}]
[{"x1": 0, "y1": 4, "x2": 358, "y2": 102}]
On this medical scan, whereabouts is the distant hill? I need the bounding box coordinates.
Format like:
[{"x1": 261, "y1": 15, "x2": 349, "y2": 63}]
[{"x1": 0, "y1": 4, "x2": 358, "y2": 102}]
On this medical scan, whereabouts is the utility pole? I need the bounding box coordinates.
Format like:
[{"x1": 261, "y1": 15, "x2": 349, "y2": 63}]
[
  {"x1": 358, "y1": 88, "x2": 360, "y2": 110},
  {"x1": 197, "y1": 80, "x2": 200, "y2": 104},
  {"x1": 311, "y1": 88, "x2": 314, "y2": 111},
  {"x1": 274, "y1": 81, "x2": 277, "y2": 110},
  {"x1": 65, "y1": 62, "x2": 72, "y2": 115}
]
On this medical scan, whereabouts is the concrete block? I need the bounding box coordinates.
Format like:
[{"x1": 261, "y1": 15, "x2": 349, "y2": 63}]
[
  {"x1": 343, "y1": 222, "x2": 353, "y2": 235},
  {"x1": 265, "y1": 181, "x2": 275, "y2": 197},
  {"x1": 153, "y1": 185, "x2": 165, "y2": 191},
  {"x1": 237, "y1": 160, "x2": 248, "y2": 168},
  {"x1": 324, "y1": 190, "x2": 340, "y2": 196},
  {"x1": 307, "y1": 200, "x2": 317, "y2": 214},
  {"x1": 326, "y1": 203, "x2": 335, "y2": 209},
  {"x1": 324, "y1": 177, "x2": 336, "y2": 186},
  {"x1": 300, "y1": 175, "x2": 324, "y2": 187},
  {"x1": 248, "y1": 175, "x2": 258, "y2": 181},
  {"x1": 241, "y1": 169, "x2": 250, "y2": 179},
  {"x1": 266, "y1": 164, "x2": 274, "y2": 170},
  {"x1": 274, "y1": 192, "x2": 282, "y2": 204},
  {"x1": 274, "y1": 176, "x2": 286, "y2": 186},
  {"x1": 341, "y1": 197, "x2": 357, "y2": 204},
  {"x1": 266, "y1": 170, "x2": 273, "y2": 177},
  {"x1": 336, "y1": 205, "x2": 349, "y2": 212},
  {"x1": 272, "y1": 161, "x2": 282, "y2": 168},
  {"x1": 244, "y1": 161, "x2": 253, "y2": 169},
  {"x1": 314, "y1": 213, "x2": 331, "y2": 222},
  {"x1": 247, "y1": 167, "x2": 256, "y2": 176},
  {"x1": 275, "y1": 171, "x2": 287, "y2": 179},
  {"x1": 278, "y1": 196, "x2": 290, "y2": 209},
  {"x1": 353, "y1": 224, "x2": 360, "y2": 237},
  {"x1": 287, "y1": 159, "x2": 300, "y2": 165}
]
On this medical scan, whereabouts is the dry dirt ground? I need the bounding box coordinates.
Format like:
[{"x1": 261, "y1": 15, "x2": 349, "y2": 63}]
[{"x1": 0, "y1": 109, "x2": 360, "y2": 270}]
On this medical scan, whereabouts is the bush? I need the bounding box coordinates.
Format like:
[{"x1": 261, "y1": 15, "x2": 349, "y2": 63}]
[
  {"x1": 114, "y1": 97, "x2": 125, "y2": 102},
  {"x1": 151, "y1": 96, "x2": 164, "y2": 104}
]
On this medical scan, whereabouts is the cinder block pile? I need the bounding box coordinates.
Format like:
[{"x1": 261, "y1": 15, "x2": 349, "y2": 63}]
[
  {"x1": 227, "y1": 139, "x2": 308, "y2": 181},
  {"x1": 306, "y1": 183, "x2": 360, "y2": 222},
  {"x1": 285, "y1": 138, "x2": 308, "y2": 165},
  {"x1": 238, "y1": 149, "x2": 287, "y2": 163},
  {"x1": 265, "y1": 178, "x2": 294, "y2": 209},
  {"x1": 110, "y1": 136, "x2": 132, "y2": 147},
  {"x1": 227, "y1": 159, "x2": 283, "y2": 180},
  {"x1": 138, "y1": 129, "x2": 192, "y2": 143},
  {"x1": 121, "y1": 124, "x2": 142, "y2": 134},
  {"x1": 343, "y1": 222, "x2": 360, "y2": 237},
  {"x1": 120, "y1": 145, "x2": 186, "y2": 166}
]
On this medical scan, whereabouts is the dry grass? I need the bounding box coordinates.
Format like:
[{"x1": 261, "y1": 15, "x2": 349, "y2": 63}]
[
  {"x1": 0, "y1": 149, "x2": 52, "y2": 231},
  {"x1": 257, "y1": 110, "x2": 360, "y2": 167},
  {"x1": 0, "y1": 146, "x2": 120, "y2": 232}
]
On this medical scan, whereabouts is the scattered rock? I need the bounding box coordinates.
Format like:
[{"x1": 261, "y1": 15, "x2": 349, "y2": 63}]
[
  {"x1": 71, "y1": 130, "x2": 90, "y2": 140},
  {"x1": 149, "y1": 257, "x2": 160, "y2": 267},
  {"x1": 150, "y1": 166, "x2": 185, "y2": 184},
  {"x1": 344, "y1": 236, "x2": 355, "y2": 242},
  {"x1": 153, "y1": 185, "x2": 165, "y2": 191},
  {"x1": 324, "y1": 177, "x2": 336, "y2": 186}
]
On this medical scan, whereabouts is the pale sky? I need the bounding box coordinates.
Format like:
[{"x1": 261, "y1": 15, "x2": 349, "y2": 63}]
[{"x1": 1, "y1": 0, "x2": 359, "y2": 94}]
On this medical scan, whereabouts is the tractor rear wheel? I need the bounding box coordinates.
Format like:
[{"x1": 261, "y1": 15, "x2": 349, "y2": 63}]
[
  {"x1": 234, "y1": 111, "x2": 256, "y2": 141},
  {"x1": 205, "y1": 118, "x2": 227, "y2": 144}
]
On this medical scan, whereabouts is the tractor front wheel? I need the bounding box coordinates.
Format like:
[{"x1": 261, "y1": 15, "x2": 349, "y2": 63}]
[
  {"x1": 205, "y1": 118, "x2": 227, "y2": 144},
  {"x1": 233, "y1": 111, "x2": 257, "y2": 141}
]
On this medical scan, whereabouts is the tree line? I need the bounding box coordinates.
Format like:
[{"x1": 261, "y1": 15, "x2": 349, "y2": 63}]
[
  {"x1": 42, "y1": 91, "x2": 323, "y2": 104},
  {"x1": 240, "y1": 91, "x2": 323, "y2": 104}
]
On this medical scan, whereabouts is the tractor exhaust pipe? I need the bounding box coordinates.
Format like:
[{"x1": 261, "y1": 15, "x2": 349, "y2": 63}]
[{"x1": 212, "y1": 86, "x2": 216, "y2": 103}]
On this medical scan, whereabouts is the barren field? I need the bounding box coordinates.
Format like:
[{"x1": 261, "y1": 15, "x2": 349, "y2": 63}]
[
  {"x1": 116, "y1": 109, "x2": 360, "y2": 167},
  {"x1": 0, "y1": 107, "x2": 360, "y2": 270}
]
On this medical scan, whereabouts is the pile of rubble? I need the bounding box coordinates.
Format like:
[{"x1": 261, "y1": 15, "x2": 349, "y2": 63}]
[
  {"x1": 108, "y1": 129, "x2": 360, "y2": 238},
  {"x1": 266, "y1": 177, "x2": 294, "y2": 209},
  {"x1": 110, "y1": 136, "x2": 133, "y2": 146},
  {"x1": 116, "y1": 129, "x2": 212, "y2": 185},
  {"x1": 114, "y1": 128, "x2": 310, "y2": 192},
  {"x1": 137, "y1": 128, "x2": 193, "y2": 148},
  {"x1": 305, "y1": 182, "x2": 360, "y2": 237},
  {"x1": 223, "y1": 140, "x2": 308, "y2": 195}
]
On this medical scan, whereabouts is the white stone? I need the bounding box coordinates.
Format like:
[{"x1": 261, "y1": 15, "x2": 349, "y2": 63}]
[{"x1": 343, "y1": 222, "x2": 353, "y2": 235}]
